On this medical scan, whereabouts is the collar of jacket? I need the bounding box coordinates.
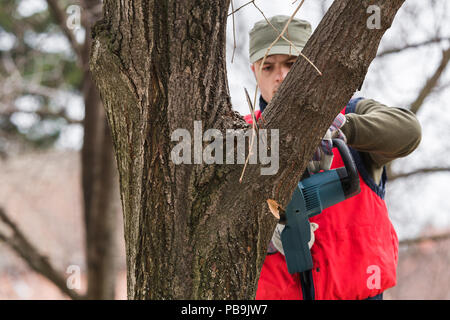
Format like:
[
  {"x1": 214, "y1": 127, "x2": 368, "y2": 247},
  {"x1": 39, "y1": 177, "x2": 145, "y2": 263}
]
[{"x1": 259, "y1": 95, "x2": 268, "y2": 113}]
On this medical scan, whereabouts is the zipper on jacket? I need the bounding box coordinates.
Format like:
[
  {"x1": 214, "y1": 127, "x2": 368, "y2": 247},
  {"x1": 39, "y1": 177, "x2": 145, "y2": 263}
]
[{"x1": 299, "y1": 270, "x2": 315, "y2": 300}]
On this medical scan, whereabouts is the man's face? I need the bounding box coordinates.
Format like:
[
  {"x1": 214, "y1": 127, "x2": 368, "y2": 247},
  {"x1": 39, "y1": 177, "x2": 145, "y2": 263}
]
[{"x1": 251, "y1": 54, "x2": 297, "y2": 103}]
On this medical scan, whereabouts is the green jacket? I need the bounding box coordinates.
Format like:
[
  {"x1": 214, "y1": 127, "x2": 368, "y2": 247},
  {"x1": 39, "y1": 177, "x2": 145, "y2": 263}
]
[{"x1": 341, "y1": 98, "x2": 422, "y2": 184}]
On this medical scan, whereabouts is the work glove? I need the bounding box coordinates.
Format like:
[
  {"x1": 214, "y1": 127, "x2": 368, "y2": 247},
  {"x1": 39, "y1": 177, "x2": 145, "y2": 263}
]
[
  {"x1": 269, "y1": 222, "x2": 319, "y2": 255},
  {"x1": 329, "y1": 113, "x2": 347, "y2": 142},
  {"x1": 307, "y1": 113, "x2": 347, "y2": 173}
]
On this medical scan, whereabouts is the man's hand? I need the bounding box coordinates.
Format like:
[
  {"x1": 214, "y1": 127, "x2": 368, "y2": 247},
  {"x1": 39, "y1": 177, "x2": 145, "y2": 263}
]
[
  {"x1": 307, "y1": 113, "x2": 346, "y2": 173},
  {"x1": 329, "y1": 113, "x2": 347, "y2": 141},
  {"x1": 270, "y1": 222, "x2": 319, "y2": 255}
]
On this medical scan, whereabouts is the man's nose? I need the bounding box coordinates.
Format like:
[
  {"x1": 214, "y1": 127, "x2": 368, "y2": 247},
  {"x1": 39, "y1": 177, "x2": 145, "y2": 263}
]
[{"x1": 275, "y1": 67, "x2": 289, "y2": 82}]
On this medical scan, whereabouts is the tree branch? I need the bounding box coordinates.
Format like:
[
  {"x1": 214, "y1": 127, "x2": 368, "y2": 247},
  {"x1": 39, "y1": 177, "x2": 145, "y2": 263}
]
[
  {"x1": 389, "y1": 167, "x2": 450, "y2": 181},
  {"x1": 45, "y1": 0, "x2": 84, "y2": 66},
  {"x1": 227, "y1": 0, "x2": 254, "y2": 16},
  {"x1": 384, "y1": 47, "x2": 450, "y2": 181},
  {"x1": 0, "y1": 207, "x2": 84, "y2": 300},
  {"x1": 410, "y1": 47, "x2": 450, "y2": 114},
  {"x1": 377, "y1": 37, "x2": 450, "y2": 57}
]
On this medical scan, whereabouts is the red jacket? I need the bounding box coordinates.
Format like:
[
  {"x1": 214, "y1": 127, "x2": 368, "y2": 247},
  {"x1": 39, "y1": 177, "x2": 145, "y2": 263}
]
[{"x1": 245, "y1": 104, "x2": 398, "y2": 300}]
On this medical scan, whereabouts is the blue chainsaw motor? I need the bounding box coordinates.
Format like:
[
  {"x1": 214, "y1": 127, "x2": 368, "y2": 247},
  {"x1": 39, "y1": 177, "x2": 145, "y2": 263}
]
[{"x1": 279, "y1": 139, "x2": 360, "y2": 274}]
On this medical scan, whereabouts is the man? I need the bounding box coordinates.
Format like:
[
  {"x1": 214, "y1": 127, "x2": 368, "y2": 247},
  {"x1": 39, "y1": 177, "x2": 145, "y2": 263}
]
[{"x1": 245, "y1": 15, "x2": 422, "y2": 300}]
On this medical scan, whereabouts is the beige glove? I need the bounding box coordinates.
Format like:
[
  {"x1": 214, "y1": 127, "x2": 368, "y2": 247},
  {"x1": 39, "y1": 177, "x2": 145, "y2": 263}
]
[{"x1": 271, "y1": 222, "x2": 319, "y2": 256}]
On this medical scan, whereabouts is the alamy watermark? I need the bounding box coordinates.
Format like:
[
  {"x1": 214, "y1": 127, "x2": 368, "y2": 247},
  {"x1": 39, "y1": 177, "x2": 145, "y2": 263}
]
[
  {"x1": 170, "y1": 121, "x2": 279, "y2": 175},
  {"x1": 66, "y1": 264, "x2": 81, "y2": 290},
  {"x1": 66, "y1": 5, "x2": 81, "y2": 31},
  {"x1": 366, "y1": 265, "x2": 381, "y2": 290},
  {"x1": 367, "y1": 5, "x2": 381, "y2": 30}
]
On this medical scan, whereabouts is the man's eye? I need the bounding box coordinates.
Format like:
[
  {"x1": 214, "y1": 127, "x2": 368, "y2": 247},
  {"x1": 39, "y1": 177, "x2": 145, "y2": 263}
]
[
  {"x1": 263, "y1": 66, "x2": 272, "y2": 71},
  {"x1": 286, "y1": 62, "x2": 294, "y2": 68}
]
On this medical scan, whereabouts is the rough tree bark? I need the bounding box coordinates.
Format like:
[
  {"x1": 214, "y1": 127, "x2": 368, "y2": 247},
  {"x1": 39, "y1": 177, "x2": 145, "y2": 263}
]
[{"x1": 89, "y1": 0, "x2": 405, "y2": 299}]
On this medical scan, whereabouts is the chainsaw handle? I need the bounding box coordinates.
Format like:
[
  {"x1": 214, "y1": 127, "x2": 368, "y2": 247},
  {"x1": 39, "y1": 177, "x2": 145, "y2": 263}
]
[{"x1": 332, "y1": 139, "x2": 360, "y2": 198}]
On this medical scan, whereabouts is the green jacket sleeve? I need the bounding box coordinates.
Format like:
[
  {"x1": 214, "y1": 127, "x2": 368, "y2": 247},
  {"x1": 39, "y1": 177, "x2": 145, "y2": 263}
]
[{"x1": 340, "y1": 98, "x2": 422, "y2": 184}]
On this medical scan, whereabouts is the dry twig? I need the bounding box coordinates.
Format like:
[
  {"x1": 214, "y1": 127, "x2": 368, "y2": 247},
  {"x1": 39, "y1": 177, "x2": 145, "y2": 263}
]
[
  {"x1": 230, "y1": 0, "x2": 237, "y2": 63},
  {"x1": 252, "y1": 0, "x2": 322, "y2": 77},
  {"x1": 237, "y1": 0, "x2": 322, "y2": 183},
  {"x1": 239, "y1": 87, "x2": 259, "y2": 183},
  {"x1": 228, "y1": 0, "x2": 255, "y2": 16}
]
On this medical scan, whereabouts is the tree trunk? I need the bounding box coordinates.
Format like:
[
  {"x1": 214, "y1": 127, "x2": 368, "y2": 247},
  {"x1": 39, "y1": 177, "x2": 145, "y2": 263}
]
[
  {"x1": 81, "y1": 0, "x2": 120, "y2": 299},
  {"x1": 81, "y1": 76, "x2": 120, "y2": 299},
  {"x1": 89, "y1": 0, "x2": 405, "y2": 299}
]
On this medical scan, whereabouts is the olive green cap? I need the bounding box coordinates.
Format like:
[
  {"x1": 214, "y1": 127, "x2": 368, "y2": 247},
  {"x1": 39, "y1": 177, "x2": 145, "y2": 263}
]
[{"x1": 249, "y1": 15, "x2": 312, "y2": 64}]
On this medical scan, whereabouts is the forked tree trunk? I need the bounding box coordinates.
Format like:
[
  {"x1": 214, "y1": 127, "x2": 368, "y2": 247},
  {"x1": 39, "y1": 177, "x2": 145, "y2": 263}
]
[{"x1": 89, "y1": 0, "x2": 405, "y2": 299}]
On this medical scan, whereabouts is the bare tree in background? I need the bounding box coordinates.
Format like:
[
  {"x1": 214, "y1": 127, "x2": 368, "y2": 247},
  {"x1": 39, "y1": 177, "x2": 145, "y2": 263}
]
[
  {"x1": 355, "y1": 0, "x2": 450, "y2": 299},
  {"x1": 0, "y1": 0, "x2": 121, "y2": 299}
]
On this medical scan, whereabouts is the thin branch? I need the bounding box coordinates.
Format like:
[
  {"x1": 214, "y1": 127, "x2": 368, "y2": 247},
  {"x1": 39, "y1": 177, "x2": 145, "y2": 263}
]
[
  {"x1": 230, "y1": 0, "x2": 237, "y2": 63},
  {"x1": 377, "y1": 37, "x2": 450, "y2": 58},
  {"x1": 257, "y1": 0, "x2": 306, "y2": 74},
  {"x1": 238, "y1": 1, "x2": 317, "y2": 183},
  {"x1": 227, "y1": 0, "x2": 321, "y2": 75},
  {"x1": 389, "y1": 167, "x2": 450, "y2": 182},
  {"x1": 227, "y1": 0, "x2": 254, "y2": 16},
  {"x1": 45, "y1": 0, "x2": 84, "y2": 66},
  {"x1": 409, "y1": 47, "x2": 450, "y2": 114},
  {"x1": 239, "y1": 87, "x2": 259, "y2": 183},
  {"x1": 399, "y1": 232, "x2": 450, "y2": 246},
  {"x1": 252, "y1": 0, "x2": 320, "y2": 76},
  {"x1": 257, "y1": 0, "x2": 322, "y2": 77},
  {"x1": 385, "y1": 47, "x2": 450, "y2": 178},
  {"x1": 0, "y1": 207, "x2": 84, "y2": 300}
]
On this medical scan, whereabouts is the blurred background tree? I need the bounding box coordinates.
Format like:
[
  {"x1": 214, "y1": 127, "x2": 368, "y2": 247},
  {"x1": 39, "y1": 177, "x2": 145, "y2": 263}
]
[
  {"x1": 0, "y1": 0, "x2": 123, "y2": 300},
  {"x1": 0, "y1": 0, "x2": 83, "y2": 150}
]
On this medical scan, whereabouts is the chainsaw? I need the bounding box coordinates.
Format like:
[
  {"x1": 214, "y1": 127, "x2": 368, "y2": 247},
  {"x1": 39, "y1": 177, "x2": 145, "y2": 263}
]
[{"x1": 279, "y1": 139, "x2": 360, "y2": 274}]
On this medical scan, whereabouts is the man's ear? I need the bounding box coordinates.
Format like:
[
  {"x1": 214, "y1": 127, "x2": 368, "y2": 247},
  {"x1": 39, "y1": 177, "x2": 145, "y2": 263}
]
[{"x1": 250, "y1": 64, "x2": 256, "y2": 79}]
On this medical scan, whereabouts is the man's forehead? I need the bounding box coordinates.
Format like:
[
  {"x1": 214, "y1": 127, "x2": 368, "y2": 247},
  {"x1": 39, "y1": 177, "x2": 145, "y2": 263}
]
[{"x1": 259, "y1": 54, "x2": 297, "y2": 64}]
